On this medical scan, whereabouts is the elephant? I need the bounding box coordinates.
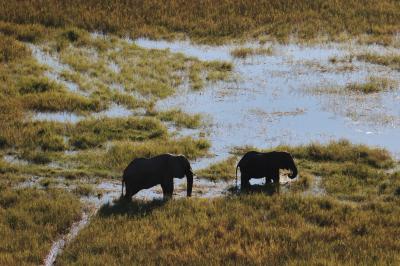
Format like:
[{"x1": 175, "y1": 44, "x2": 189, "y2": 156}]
[
  {"x1": 121, "y1": 154, "x2": 193, "y2": 200},
  {"x1": 236, "y1": 151, "x2": 298, "y2": 192}
]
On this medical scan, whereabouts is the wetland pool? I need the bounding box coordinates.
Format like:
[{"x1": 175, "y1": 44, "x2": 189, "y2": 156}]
[{"x1": 135, "y1": 38, "x2": 400, "y2": 166}]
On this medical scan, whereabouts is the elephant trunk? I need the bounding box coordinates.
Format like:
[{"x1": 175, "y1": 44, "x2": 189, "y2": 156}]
[
  {"x1": 186, "y1": 169, "x2": 193, "y2": 197},
  {"x1": 289, "y1": 164, "x2": 298, "y2": 179}
]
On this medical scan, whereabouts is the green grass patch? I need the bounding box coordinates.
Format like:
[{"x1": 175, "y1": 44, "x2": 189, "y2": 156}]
[
  {"x1": 280, "y1": 140, "x2": 394, "y2": 169},
  {"x1": 357, "y1": 53, "x2": 400, "y2": 71},
  {"x1": 0, "y1": 21, "x2": 46, "y2": 43},
  {"x1": 345, "y1": 77, "x2": 397, "y2": 94},
  {"x1": 288, "y1": 172, "x2": 313, "y2": 192},
  {"x1": 230, "y1": 46, "x2": 273, "y2": 58},
  {"x1": 17, "y1": 76, "x2": 63, "y2": 94},
  {"x1": 21, "y1": 91, "x2": 107, "y2": 113},
  {"x1": 0, "y1": 187, "x2": 81, "y2": 265},
  {"x1": 0, "y1": 34, "x2": 29, "y2": 63},
  {"x1": 197, "y1": 156, "x2": 237, "y2": 181},
  {"x1": 74, "y1": 184, "x2": 95, "y2": 196},
  {"x1": 229, "y1": 140, "x2": 397, "y2": 201},
  {"x1": 155, "y1": 109, "x2": 202, "y2": 129},
  {"x1": 1, "y1": 1, "x2": 400, "y2": 43},
  {"x1": 58, "y1": 194, "x2": 400, "y2": 265},
  {"x1": 70, "y1": 117, "x2": 167, "y2": 149},
  {"x1": 311, "y1": 77, "x2": 397, "y2": 95}
]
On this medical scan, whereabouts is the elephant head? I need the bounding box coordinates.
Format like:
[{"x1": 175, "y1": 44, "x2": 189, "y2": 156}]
[
  {"x1": 279, "y1": 152, "x2": 298, "y2": 179},
  {"x1": 171, "y1": 155, "x2": 193, "y2": 197}
]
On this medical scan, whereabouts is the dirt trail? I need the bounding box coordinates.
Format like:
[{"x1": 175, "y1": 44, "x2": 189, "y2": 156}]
[
  {"x1": 42, "y1": 181, "x2": 120, "y2": 266},
  {"x1": 44, "y1": 212, "x2": 90, "y2": 266}
]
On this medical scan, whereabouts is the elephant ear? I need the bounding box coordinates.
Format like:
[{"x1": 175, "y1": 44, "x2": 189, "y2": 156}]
[{"x1": 170, "y1": 155, "x2": 186, "y2": 177}]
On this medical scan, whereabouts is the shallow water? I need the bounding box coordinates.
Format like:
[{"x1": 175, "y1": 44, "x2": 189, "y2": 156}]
[
  {"x1": 92, "y1": 103, "x2": 133, "y2": 118},
  {"x1": 31, "y1": 103, "x2": 143, "y2": 123},
  {"x1": 29, "y1": 44, "x2": 90, "y2": 97},
  {"x1": 31, "y1": 111, "x2": 84, "y2": 123},
  {"x1": 135, "y1": 39, "x2": 400, "y2": 161},
  {"x1": 3, "y1": 154, "x2": 29, "y2": 166}
]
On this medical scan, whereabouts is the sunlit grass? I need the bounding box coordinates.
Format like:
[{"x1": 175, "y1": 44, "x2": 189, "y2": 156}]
[
  {"x1": 357, "y1": 53, "x2": 400, "y2": 71},
  {"x1": 0, "y1": 187, "x2": 81, "y2": 265},
  {"x1": 0, "y1": 21, "x2": 47, "y2": 43},
  {"x1": 345, "y1": 77, "x2": 397, "y2": 94},
  {"x1": 310, "y1": 76, "x2": 397, "y2": 95},
  {"x1": 197, "y1": 156, "x2": 237, "y2": 181},
  {"x1": 58, "y1": 193, "x2": 400, "y2": 265},
  {"x1": 1, "y1": 0, "x2": 400, "y2": 43},
  {"x1": 69, "y1": 117, "x2": 167, "y2": 149},
  {"x1": 154, "y1": 108, "x2": 202, "y2": 129},
  {"x1": 230, "y1": 46, "x2": 273, "y2": 58},
  {"x1": 0, "y1": 34, "x2": 29, "y2": 63},
  {"x1": 73, "y1": 183, "x2": 95, "y2": 196},
  {"x1": 200, "y1": 140, "x2": 397, "y2": 202}
]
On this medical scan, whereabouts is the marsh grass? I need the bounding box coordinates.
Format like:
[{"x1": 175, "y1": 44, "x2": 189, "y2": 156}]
[
  {"x1": 69, "y1": 117, "x2": 167, "y2": 149},
  {"x1": 58, "y1": 194, "x2": 400, "y2": 265},
  {"x1": 155, "y1": 109, "x2": 202, "y2": 129},
  {"x1": 17, "y1": 76, "x2": 63, "y2": 94},
  {"x1": 283, "y1": 140, "x2": 394, "y2": 169},
  {"x1": 2, "y1": 18, "x2": 400, "y2": 264},
  {"x1": 357, "y1": 53, "x2": 400, "y2": 71},
  {"x1": 0, "y1": 21, "x2": 46, "y2": 43},
  {"x1": 21, "y1": 92, "x2": 107, "y2": 113},
  {"x1": 53, "y1": 33, "x2": 232, "y2": 99},
  {"x1": 230, "y1": 46, "x2": 273, "y2": 58},
  {"x1": 288, "y1": 172, "x2": 313, "y2": 192},
  {"x1": 1, "y1": 0, "x2": 400, "y2": 43},
  {"x1": 221, "y1": 140, "x2": 396, "y2": 201},
  {"x1": 73, "y1": 183, "x2": 95, "y2": 196},
  {"x1": 345, "y1": 77, "x2": 397, "y2": 94},
  {"x1": 0, "y1": 34, "x2": 29, "y2": 63},
  {"x1": 311, "y1": 77, "x2": 397, "y2": 95},
  {"x1": 0, "y1": 187, "x2": 81, "y2": 265},
  {"x1": 197, "y1": 156, "x2": 238, "y2": 181}
]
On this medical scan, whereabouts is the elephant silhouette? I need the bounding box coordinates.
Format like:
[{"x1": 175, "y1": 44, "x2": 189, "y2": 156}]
[
  {"x1": 122, "y1": 154, "x2": 193, "y2": 200},
  {"x1": 236, "y1": 151, "x2": 298, "y2": 192}
]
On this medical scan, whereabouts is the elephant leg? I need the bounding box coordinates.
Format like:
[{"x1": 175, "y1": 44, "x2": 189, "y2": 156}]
[
  {"x1": 265, "y1": 177, "x2": 271, "y2": 187},
  {"x1": 124, "y1": 186, "x2": 139, "y2": 201},
  {"x1": 241, "y1": 173, "x2": 250, "y2": 190},
  {"x1": 124, "y1": 187, "x2": 133, "y2": 201},
  {"x1": 161, "y1": 178, "x2": 174, "y2": 200},
  {"x1": 272, "y1": 170, "x2": 280, "y2": 193}
]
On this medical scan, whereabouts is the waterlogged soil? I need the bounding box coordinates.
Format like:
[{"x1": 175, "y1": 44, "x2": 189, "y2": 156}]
[
  {"x1": 20, "y1": 37, "x2": 399, "y2": 264},
  {"x1": 135, "y1": 39, "x2": 400, "y2": 164}
]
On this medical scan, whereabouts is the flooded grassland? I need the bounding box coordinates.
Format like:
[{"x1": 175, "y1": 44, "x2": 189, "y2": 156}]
[{"x1": 1, "y1": 25, "x2": 400, "y2": 265}]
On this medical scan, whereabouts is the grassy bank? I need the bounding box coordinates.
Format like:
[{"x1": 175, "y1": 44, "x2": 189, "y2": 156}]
[
  {"x1": 200, "y1": 140, "x2": 397, "y2": 201},
  {"x1": 53, "y1": 140, "x2": 399, "y2": 264},
  {"x1": 0, "y1": 24, "x2": 221, "y2": 264},
  {"x1": 1, "y1": 0, "x2": 400, "y2": 43},
  {"x1": 0, "y1": 24, "x2": 227, "y2": 180},
  {"x1": 0, "y1": 186, "x2": 82, "y2": 265},
  {"x1": 58, "y1": 193, "x2": 400, "y2": 265}
]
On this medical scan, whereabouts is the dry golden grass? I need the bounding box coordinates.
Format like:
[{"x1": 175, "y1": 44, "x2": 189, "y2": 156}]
[
  {"x1": 0, "y1": 186, "x2": 82, "y2": 265},
  {"x1": 1, "y1": 0, "x2": 400, "y2": 43},
  {"x1": 58, "y1": 193, "x2": 400, "y2": 265},
  {"x1": 357, "y1": 53, "x2": 400, "y2": 70},
  {"x1": 231, "y1": 46, "x2": 273, "y2": 58}
]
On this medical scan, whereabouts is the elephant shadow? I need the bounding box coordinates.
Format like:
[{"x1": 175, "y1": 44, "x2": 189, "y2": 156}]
[
  {"x1": 98, "y1": 197, "x2": 166, "y2": 218},
  {"x1": 228, "y1": 183, "x2": 278, "y2": 196}
]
